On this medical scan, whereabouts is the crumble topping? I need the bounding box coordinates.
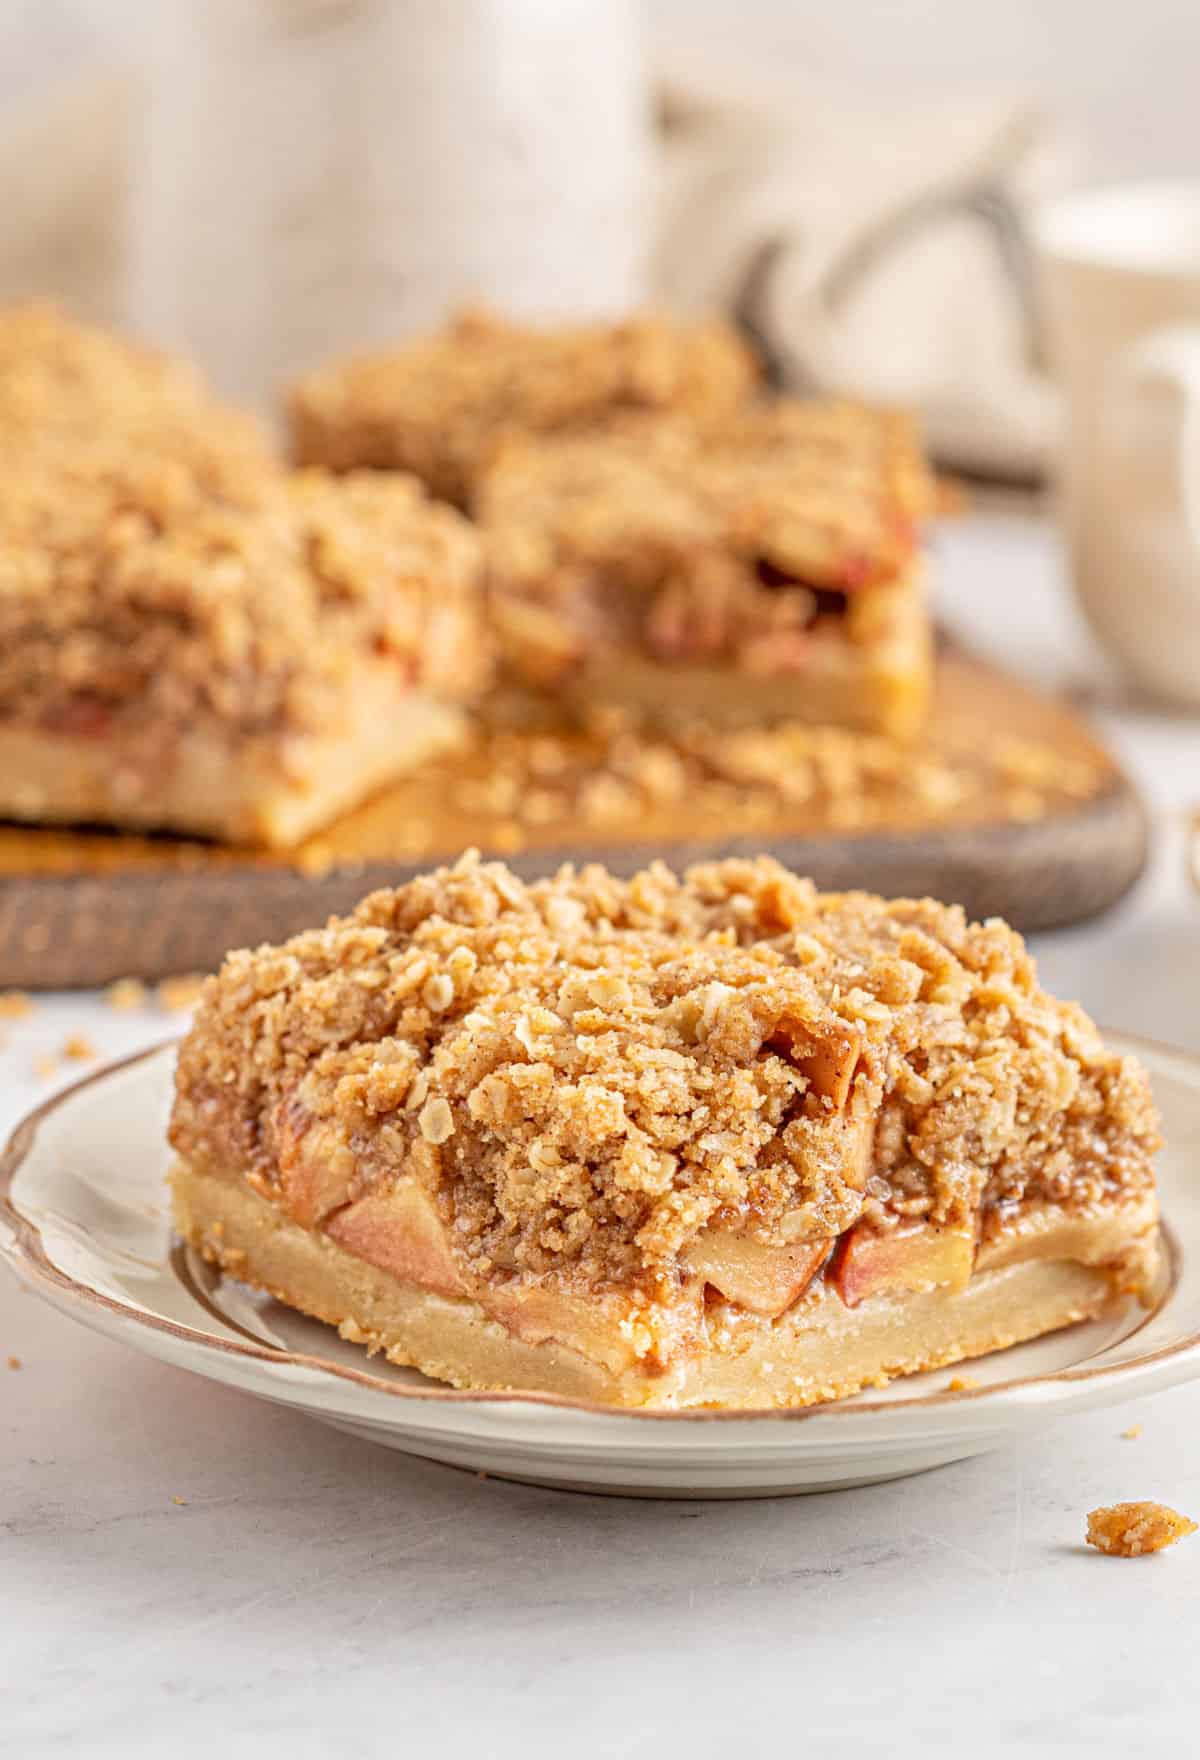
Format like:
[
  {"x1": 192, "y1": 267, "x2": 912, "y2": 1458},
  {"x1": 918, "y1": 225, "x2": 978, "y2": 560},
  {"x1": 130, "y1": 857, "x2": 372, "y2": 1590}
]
[
  {"x1": 288, "y1": 306, "x2": 760, "y2": 504},
  {"x1": 1086, "y1": 1502, "x2": 1197, "y2": 1557},
  {"x1": 0, "y1": 466, "x2": 487, "y2": 743},
  {"x1": 477, "y1": 402, "x2": 932, "y2": 682},
  {"x1": 170, "y1": 853, "x2": 1159, "y2": 1299},
  {"x1": 0, "y1": 303, "x2": 274, "y2": 502}
]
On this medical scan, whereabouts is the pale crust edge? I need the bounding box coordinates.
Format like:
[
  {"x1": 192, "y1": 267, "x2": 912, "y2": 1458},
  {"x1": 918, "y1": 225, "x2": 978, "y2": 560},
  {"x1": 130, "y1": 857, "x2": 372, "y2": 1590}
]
[
  {"x1": 0, "y1": 680, "x2": 464, "y2": 847},
  {"x1": 170, "y1": 1158, "x2": 1148, "y2": 1410}
]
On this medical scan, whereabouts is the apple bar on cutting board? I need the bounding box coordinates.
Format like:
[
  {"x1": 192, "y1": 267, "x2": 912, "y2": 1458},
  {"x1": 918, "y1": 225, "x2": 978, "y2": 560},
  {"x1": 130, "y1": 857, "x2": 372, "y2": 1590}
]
[
  {"x1": 0, "y1": 305, "x2": 492, "y2": 846},
  {"x1": 477, "y1": 399, "x2": 935, "y2": 740}
]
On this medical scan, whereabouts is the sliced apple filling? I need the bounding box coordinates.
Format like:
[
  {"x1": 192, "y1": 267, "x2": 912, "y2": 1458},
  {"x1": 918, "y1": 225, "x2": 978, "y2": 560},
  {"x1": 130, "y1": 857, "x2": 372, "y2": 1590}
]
[
  {"x1": 683, "y1": 1229, "x2": 834, "y2": 1317},
  {"x1": 266, "y1": 1076, "x2": 1140, "y2": 1349}
]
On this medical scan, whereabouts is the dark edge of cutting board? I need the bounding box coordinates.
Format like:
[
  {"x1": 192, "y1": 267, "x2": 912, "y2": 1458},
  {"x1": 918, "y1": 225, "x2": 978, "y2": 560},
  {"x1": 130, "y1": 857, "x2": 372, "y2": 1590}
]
[{"x1": 0, "y1": 772, "x2": 1147, "y2": 988}]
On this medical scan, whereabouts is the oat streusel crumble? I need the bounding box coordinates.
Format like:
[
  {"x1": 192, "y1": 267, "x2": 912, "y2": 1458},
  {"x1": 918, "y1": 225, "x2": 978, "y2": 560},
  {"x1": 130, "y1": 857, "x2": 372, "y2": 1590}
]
[
  {"x1": 477, "y1": 401, "x2": 935, "y2": 737},
  {"x1": 288, "y1": 307, "x2": 760, "y2": 506},
  {"x1": 1086, "y1": 1503, "x2": 1196, "y2": 1557},
  {"x1": 170, "y1": 854, "x2": 1160, "y2": 1407},
  {"x1": 0, "y1": 303, "x2": 275, "y2": 500}
]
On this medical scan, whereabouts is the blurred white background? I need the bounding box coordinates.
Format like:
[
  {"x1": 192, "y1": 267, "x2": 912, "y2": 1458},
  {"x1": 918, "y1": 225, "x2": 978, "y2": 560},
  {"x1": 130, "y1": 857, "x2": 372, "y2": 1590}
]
[
  {"x1": 649, "y1": 0, "x2": 1200, "y2": 177},
  {"x1": 4, "y1": 0, "x2": 1199, "y2": 178},
  {"x1": 1, "y1": 0, "x2": 1197, "y2": 474}
]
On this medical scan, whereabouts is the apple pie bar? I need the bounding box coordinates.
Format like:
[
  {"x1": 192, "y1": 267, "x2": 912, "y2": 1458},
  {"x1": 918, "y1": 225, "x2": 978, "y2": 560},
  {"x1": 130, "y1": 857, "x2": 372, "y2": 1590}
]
[
  {"x1": 287, "y1": 307, "x2": 760, "y2": 506},
  {"x1": 478, "y1": 400, "x2": 935, "y2": 738},
  {"x1": 0, "y1": 466, "x2": 490, "y2": 846},
  {"x1": 169, "y1": 853, "x2": 1161, "y2": 1409}
]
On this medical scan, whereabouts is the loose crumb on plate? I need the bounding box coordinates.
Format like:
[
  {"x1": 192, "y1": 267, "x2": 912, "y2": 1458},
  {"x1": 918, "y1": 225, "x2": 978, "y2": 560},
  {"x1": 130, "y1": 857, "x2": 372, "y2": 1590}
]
[
  {"x1": 946, "y1": 1374, "x2": 981, "y2": 1392},
  {"x1": 33, "y1": 1053, "x2": 57, "y2": 1080},
  {"x1": 171, "y1": 1496, "x2": 188, "y2": 1506},
  {"x1": 62, "y1": 1033, "x2": 97, "y2": 1062},
  {"x1": 1121, "y1": 1425, "x2": 1143, "y2": 1441},
  {"x1": 6, "y1": 1354, "x2": 21, "y2": 1370},
  {"x1": 1086, "y1": 1502, "x2": 1197, "y2": 1557},
  {"x1": 0, "y1": 990, "x2": 32, "y2": 1018},
  {"x1": 105, "y1": 977, "x2": 148, "y2": 1011}
]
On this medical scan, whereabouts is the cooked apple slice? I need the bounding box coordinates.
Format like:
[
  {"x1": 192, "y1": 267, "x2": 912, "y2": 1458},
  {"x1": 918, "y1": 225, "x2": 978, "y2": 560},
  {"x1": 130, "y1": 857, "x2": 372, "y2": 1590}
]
[
  {"x1": 768, "y1": 1016, "x2": 864, "y2": 1111},
  {"x1": 273, "y1": 1100, "x2": 359, "y2": 1228},
  {"x1": 683, "y1": 1228, "x2": 833, "y2": 1316},
  {"x1": 831, "y1": 1218, "x2": 975, "y2": 1307},
  {"x1": 485, "y1": 1281, "x2": 660, "y2": 1376},
  {"x1": 324, "y1": 1178, "x2": 467, "y2": 1300}
]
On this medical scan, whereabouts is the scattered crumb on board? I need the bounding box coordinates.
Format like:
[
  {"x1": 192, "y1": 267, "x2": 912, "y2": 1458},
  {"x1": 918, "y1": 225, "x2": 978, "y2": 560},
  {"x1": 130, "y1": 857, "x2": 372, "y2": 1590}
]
[
  {"x1": 105, "y1": 978, "x2": 148, "y2": 1011},
  {"x1": 155, "y1": 974, "x2": 208, "y2": 1012}
]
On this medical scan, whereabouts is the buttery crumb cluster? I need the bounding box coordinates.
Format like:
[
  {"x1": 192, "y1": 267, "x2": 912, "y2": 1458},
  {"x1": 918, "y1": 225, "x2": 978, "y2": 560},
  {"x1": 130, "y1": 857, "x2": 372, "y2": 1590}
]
[
  {"x1": 1086, "y1": 1502, "x2": 1197, "y2": 1557},
  {"x1": 0, "y1": 307, "x2": 488, "y2": 745},
  {"x1": 478, "y1": 402, "x2": 932, "y2": 683},
  {"x1": 170, "y1": 853, "x2": 1159, "y2": 1297},
  {"x1": 289, "y1": 306, "x2": 760, "y2": 506}
]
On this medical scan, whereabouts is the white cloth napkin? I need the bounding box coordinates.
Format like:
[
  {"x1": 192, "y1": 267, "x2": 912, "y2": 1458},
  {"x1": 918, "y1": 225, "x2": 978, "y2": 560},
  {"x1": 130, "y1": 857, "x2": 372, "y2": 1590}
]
[{"x1": 653, "y1": 77, "x2": 1077, "y2": 479}]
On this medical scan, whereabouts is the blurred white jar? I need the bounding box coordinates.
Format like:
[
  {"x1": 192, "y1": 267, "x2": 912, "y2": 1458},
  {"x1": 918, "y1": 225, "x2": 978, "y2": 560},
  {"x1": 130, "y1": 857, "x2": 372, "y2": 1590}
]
[
  {"x1": 129, "y1": 0, "x2": 650, "y2": 406},
  {"x1": 1036, "y1": 182, "x2": 1200, "y2": 708}
]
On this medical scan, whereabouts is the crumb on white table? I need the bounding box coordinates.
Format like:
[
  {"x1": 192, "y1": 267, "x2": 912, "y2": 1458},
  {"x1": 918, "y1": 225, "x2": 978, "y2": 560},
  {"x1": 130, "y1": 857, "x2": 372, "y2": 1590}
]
[{"x1": 1086, "y1": 1502, "x2": 1197, "y2": 1557}]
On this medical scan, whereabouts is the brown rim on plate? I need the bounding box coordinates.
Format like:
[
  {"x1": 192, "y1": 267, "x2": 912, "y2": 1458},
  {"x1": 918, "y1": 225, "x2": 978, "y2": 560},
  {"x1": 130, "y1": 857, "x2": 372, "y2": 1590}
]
[{"x1": 0, "y1": 1037, "x2": 1189, "y2": 1424}]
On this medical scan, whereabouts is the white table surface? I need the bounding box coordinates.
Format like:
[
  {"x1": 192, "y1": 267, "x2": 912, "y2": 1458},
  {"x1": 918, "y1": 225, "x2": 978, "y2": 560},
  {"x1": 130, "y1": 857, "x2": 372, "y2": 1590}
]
[{"x1": 4, "y1": 513, "x2": 1200, "y2": 1759}]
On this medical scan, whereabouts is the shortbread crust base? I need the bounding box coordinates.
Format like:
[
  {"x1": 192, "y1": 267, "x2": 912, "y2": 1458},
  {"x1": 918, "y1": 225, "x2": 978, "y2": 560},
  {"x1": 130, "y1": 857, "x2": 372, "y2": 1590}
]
[
  {"x1": 171, "y1": 1159, "x2": 1139, "y2": 1410},
  {"x1": 0, "y1": 682, "x2": 464, "y2": 847}
]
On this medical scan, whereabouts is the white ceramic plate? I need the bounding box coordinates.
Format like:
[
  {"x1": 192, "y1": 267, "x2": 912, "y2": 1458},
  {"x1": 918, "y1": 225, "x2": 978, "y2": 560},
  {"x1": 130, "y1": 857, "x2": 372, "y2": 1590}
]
[{"x1": 3, "y1": 1036, "x2": 1200, "y2": 1498}]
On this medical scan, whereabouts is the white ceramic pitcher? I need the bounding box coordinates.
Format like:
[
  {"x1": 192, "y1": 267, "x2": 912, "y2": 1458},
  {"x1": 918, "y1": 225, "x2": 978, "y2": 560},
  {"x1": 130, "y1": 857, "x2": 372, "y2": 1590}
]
[{"x1": 129, "y1": 0, "x2": 651, "y2": 407}]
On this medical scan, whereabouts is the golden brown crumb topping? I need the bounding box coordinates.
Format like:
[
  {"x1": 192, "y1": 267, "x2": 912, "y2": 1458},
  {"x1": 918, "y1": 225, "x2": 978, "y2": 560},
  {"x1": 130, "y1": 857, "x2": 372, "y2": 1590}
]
[
  {"x1": 288, "y1": 307, "x2": 760, "y2": 505},
  {"x1": 477, "y1": 401, "x2": 932, "y2": 681},
  {"x1": 0, "y1": 467, "x2": 487, "y2": 740},
  {"x1": 0, "y1": 303, "x2": 274, "y2": 499},
  {"x1": 1086, "y1": 1502, "x2": 1197, "y2": 1556},
  {"x1": 170, "y1": 853, "x2": 1159, "y2": 1298}
]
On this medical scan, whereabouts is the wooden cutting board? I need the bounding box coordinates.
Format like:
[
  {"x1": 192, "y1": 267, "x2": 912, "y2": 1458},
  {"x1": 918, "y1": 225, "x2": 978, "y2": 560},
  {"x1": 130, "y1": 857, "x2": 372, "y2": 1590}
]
[{"x1": 0, "y1": 651, "x2": 1145, "y2": 988}]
